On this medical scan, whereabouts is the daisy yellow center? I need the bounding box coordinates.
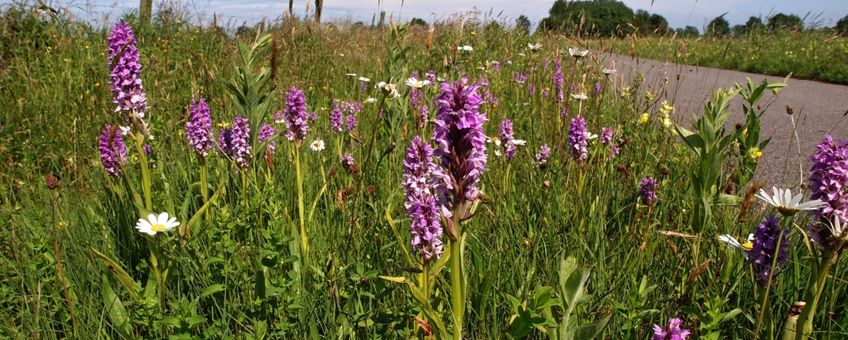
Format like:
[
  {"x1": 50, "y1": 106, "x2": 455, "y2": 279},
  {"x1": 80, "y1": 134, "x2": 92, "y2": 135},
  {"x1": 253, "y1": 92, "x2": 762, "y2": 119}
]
[
  {"x1": 741, "y1": 241, "x2": 753, "y2": 250},
  {"x1": 151, "y1": 223, "x2": 166, "y2": 232}
]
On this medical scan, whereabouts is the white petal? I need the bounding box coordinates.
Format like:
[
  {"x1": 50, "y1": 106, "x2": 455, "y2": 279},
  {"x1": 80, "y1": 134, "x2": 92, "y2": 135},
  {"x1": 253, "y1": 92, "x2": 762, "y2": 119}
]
[
  {"x1": 147, "y1": 213, "x2": 158, "y2": 224},
  {"x1": 157, "y1": 212, "x2": 169, "y2": 225}
]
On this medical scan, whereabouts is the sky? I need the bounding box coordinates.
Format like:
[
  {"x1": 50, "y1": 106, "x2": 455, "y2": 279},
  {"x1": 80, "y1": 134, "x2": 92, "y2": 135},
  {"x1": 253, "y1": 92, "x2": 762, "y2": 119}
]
[{"x1": 36, "y1": 0, "x2": 848, "y2": 30}]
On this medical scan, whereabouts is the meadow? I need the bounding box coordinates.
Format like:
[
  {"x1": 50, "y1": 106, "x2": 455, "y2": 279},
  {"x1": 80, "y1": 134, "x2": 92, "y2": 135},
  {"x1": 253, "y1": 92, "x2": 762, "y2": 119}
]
[
  {"x1": 605, "y1": 30, "x2": 848, "y2": 84},
  {"x1": 1, "y1": 4, "x2": 847, "y2": 339}
]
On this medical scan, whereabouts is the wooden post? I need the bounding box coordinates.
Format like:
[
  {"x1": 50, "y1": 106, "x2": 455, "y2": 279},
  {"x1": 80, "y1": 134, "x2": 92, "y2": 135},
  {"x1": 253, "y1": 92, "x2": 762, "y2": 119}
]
[
  {"x1": 314, "y1": 0, "x2": 323, "y2": 23},
  {"x1": 139, "y1": 0, "x2": 152, "y2": 25}
]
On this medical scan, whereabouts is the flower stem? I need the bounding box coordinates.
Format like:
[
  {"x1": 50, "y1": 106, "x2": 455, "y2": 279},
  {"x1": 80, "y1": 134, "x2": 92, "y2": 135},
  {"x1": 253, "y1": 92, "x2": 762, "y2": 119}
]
[
  {"x1": 134, "y1": 134, "x2": 152, "y2": 211},
  {"x1": 450, "y1": 231, "x2": 464, "y2": 340},
  {"x1": 794, "y1": 243, "x2": 841, "y2": 340},
  {"x1": 200, "y1": 158, "x2": 209, "y2": 203},
  {"x1": 295, "y1": 145, "x2": 309, "y2": 264},
  {"x1": 754, "y1": 226, "x2": 786, "y2": 340}
]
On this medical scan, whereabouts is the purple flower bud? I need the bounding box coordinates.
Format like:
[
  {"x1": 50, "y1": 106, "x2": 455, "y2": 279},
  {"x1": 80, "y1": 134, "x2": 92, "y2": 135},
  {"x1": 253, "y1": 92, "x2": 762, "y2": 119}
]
[
  {"x1": 219, "y1": 116, "x2": 251, "y2": 169},
  {"x1": 330, "y1": 100, "x2": 344, "y2": 133},
  {"x1": 403, "y1": 136, "x2": 444, "y2": 261},
  {"x1": 568, "y1": 116, "x2": 588, "y2": 161},
  {"x1": 259, "y1": 123, "x2": 276, "y2": 154},
  {"x1": 536, "y1": 144, "x2": 551, "y2": 169},
  {"x1": 280, "y1": 87, "x2": 310, "y2": 142},
  {"x1": 99, "y1": 125, "x2": 126, "y2": 177},
  {"x1": 640, "y1": 177, "x2": 658, "y2": 206},
  {"x1": 108, "y1": 22, "x2": 147, "y2": 117},
  {"x1": 747, "y1": 216, "x2": 789, "y2": 285},
  {"x1": 652, "y1": 318, "x2": 691, "y2": 340},
  {"x1": 186, "y1": 98, "x2": 213, "y2": 159},
  {"x1": 433, "y1": 78, "x2": 488, "y2": 206},
  {"x1": 809, "y1": 135, "x2": 848, "y2": 222},
  {"x1": 340, "y1": 152, "x2": 358, "y2": 173},
  {"x1": 499, "y1": 118, "x2": 516, "y2": 161},
  {"x1": 600, "y1": 127, "x2": 613, "y2": 145}
]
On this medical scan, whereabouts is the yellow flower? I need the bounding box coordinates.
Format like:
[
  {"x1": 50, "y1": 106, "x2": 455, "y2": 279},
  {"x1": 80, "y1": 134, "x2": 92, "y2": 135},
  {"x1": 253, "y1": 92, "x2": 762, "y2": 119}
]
[
  {"x1": 659, "y1": 100, "x2": 673, "y2": 116},
  {"x1": 639, "y1": 113, "x2": 650, "y2": 125},
  {"x1": 748, "y1": 147, "x2": 763, "y2": 160}
]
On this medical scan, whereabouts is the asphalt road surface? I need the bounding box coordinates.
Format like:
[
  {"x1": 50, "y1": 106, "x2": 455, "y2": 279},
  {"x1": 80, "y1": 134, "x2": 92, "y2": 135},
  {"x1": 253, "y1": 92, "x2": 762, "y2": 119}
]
[{"x1": 605, "y1": 53, "x2": 848, "y2": 187}]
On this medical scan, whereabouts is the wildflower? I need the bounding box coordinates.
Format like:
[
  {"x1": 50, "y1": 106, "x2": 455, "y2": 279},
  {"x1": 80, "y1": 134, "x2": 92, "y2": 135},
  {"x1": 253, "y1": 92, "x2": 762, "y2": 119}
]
[
  {"x1": 600, "y1": 127, "x2": 613, "y2": 145},
  {"x1": 602, "y1": 67, "x2": 617, "y2": 75},
  {"x1": 403, "y1": 136, "x2": 444, "y2": 261},
  {"x1": 652, "y1": 318, "x2": 691, "y2": 340},
  {"x1": 826, "y1": 215, "x2": 848, "y2": 241},
  {"x1": 610, "y1": 144, "x2": 620, "y2": 158},
  {"x1": 718, "y1": 233, "x2": 755, "y2": 253},
  {"x1": 310, "y1": 139, "x2": 325, "y2": 152},
  {"x1": 640, "y1": 177, "x2": 658, "y2": 206},
  {"x1": 527, "y1": 42, "x2": 542, "y2": 51},
  {"x1": 499, "y1": 119, "x2": 517, "y2": 161},
  {"x1": 186, "y1": 98, "x2": 213, "y2": 159},
  {"x1": 568, "y1": 116, "x2": 588, "y2": 161},
  {"x1": 108, "y1": 22, "x2": 147, "y2": 117},
  {"x1": 259, "y1": 123, "x2": 276, "y2": 154},
  {"x1": 227, "y1": 116, "x2": 252, "y2": 169},
  {"x1": 340, "y1": 152, "x2": 358, "y2": 173},
  {"x1": 748, "y1": 147, "x2": 763, "y2": 161},
  {"x1": 135, "y1": 212, "x2": 180, "y2": 236},
  {"x1": 659, "y1": 100, "x2": 674, "y2": 128},
  {"x1": 490, "y1": 61, "x2": 501, "y2": 72},
  {"x1": 330, "y1": 100, "x2": 344, "y2": 133},
  {"x1": 536, "y1": 144, "x2": 551, "y2": 169},
  {"x1": 406, "y1": 77, "x2": 432, "y2": 88},
  {"x1": 571, "y1": 93, "x2": 588, "y2": 101},
  {"x1": 433, "y1": 77, "x2": 488, "y2": 210},
  {"x1": 280, "y1": 87, "x2": 311, "y2": 142},
  {"x1": 425, "y1": 70, "x2": 437, "y2": 83},
  {"x1": 640, "y1": 113, "x2": 650, "y2": 125},
  {"x1": 568, "y1": 47, "x2": 588, "y2": 58},
  {"x1": 99, "y1": 125, "x2": 127, "y2": 177},
  {"x1": 457, "y1": 45, "x2": 473, "y2": 52},
  {"x1": 346, "y1": 113, "x2": 358, "y2": 131},
  {"x1": 809, "y1": 135, "x2": 848, "y2": 222},
  {"x1": 554, "y1": 59, "x2": 564, "y2": 102},
  {"x1": 747, "y1": 216, "x2": 789, "y2": 284},
  {"x1": 365, "y1": 97, "x2": 377, "y2": 104},
  {"x1": 358, "y1": 76, "x2": 370, "y2": 83},
  {"x1": 755, "y1": 187, "x2": 826, "y2": 216}
]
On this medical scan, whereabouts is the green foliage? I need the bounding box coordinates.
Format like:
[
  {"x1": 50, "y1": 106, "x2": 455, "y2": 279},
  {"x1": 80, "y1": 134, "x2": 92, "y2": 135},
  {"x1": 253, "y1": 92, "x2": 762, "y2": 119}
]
[
  {"x1": 632, "y1": 9, "x2": 669, "y2": 36},
  {"x1": 767, "y1": 13, "x2": 803, "y2": 32},
  {"x1": 516, "y1": 15, "x2": 532, "y2": 34},
  {"x1": 708, "y1": 14, "x2": 731, "y2": 37},
  {"x1": 539, "y1": 0, "x2": 634, "y2": 36},
  {"x1": 837, "y1": 15, "x2": 848, "y2": 35}
]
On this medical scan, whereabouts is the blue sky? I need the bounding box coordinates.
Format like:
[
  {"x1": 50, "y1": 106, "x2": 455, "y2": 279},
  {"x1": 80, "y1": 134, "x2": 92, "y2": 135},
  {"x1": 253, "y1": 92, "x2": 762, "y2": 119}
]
[{"x1": 43, "y1": 0, "x2": 848, "y2": 30}]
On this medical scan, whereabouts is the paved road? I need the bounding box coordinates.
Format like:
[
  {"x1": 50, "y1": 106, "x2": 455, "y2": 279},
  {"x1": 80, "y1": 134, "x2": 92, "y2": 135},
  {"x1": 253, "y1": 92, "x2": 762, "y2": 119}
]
[{"x1": 606, "y1": 54, "x2": 848, "y2": 187}]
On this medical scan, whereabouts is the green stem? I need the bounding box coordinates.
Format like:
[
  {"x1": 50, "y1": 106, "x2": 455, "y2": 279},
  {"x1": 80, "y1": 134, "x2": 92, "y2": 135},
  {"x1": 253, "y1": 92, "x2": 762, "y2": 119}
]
[
  {"x1": 295, "y1": 145, "x2": 308, "y2": 263},
  {"x1": 200, "y1": 159, "x2": 209, "y2": 203},
  {"x1": 794, "y1": 244, "x2": 841, "y2": 340},
  {"x1": 135, "y1": 134, "x2": 153, "y2": 211},
  {"x1": 754, "y1": 226, "x2": 786, "y2": 340},
  {"x1": 450, "y1": 233, "x2": 463, "y2": 340}
]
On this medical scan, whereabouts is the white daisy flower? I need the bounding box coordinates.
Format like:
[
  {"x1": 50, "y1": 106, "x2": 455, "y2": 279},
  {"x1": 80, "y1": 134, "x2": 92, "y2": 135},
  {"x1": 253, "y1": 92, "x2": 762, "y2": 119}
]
[
  {"x1": 358, "y1": 77, "x2": 371, "y2": 83},
  {"x1": 718, "y1": 233, "x2": 754, "y2": 252},
  {"x1": 602, "y1": 68, "x2": 617, "y2": 75},
  {"x1": 755, "y1": 187, "x2": 826, "y2": 216},
  {"x1": 458, "y1": 45, "x2": 473, "y2": 52},
  {"x1": 406, "y1": 77, "x2": 431, "y2": 88},
  {"x1": 587, "y1": 132, "x2": 599, "y2": 140},
  {"x1": 310, "y1": 139, "x2": 326, "y2": 152},
  {"x1": 494, "y1": 149, "x2": 502, "y2": 157},
  {"x1": 339, "y1": 53, "x2": 345, "y2": 57},
  {"x1": 119, "y1": 126, "x2": 132, "y2": 136},
  {"x1": 568, "y1": 47, "x2": 589, "y2": 58},
  {"x1": 384, "y1": 83, "x2": 401, "y2": 98},
  {"x1": 527, "y1": 43, "x2": 542, "y2": 51},
  {"x1": 135, "y1": 212, "x2": 180, "y2": 236},
  {"x1": 571, "y1": 93, "x2": 589, "y2": 101},
  {"x1": 513, "y1": 139, "x2": 527, "y2": 146},
  {"x1": 375, "y1": 81, "x2": 387, "y2": 89},
  {"x1": 518, "y1": 52, "x2": 526, "y2": 57},
  {"x1": 364, "y1": 97, "x2": 377, "y2": 103},
  {"x1": 345, "y1": 73, "x2": 357, "y2": 77},
  {"x1": 827, "y1": 215, "x2": 848, "y2": 241}
]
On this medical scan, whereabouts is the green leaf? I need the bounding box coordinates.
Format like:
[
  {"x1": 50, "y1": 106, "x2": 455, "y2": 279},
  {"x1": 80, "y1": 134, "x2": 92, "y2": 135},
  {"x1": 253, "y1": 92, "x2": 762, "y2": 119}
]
[
  {"x1": 101, "y1": 275, "x2": 133, "y2": 338},
  {"x1": 200, "y1": 284, "x2": 225, "y2": 298},
  {"x1": 90, "y1": 247, "x2": 138, "y2": 300},
  {"x1": 568, "y1": 315, "x2": 610, "y2": 339},
  {"x1": 378, "y1": 275, "x2": 407, "y2": 284}
]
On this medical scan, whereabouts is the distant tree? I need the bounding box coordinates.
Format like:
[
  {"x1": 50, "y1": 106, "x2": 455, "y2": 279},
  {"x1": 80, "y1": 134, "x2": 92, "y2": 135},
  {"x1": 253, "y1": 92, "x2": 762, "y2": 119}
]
[
  {"x1": 731, "y1": 24, "x2": 746, "y2": 36},
  {"x1": 745, "y1": 16, "x2": 764, "y2": 32},
  {"x1": 410, "y1": 17, "x2": 429, "y2": 29},
  {"x1": 707, "y1": 14, "x2": 730, "y2": 37},
  {"x1": 677, "y1": 25, "x2": 699, "y2": 37},
  {"x1": 838, "y1": 14, "x2": 848, "y2": 35},
  {"x1": 632, "y1": 10, "x2": 669, "y2": 35},
  {"x1": 539, "y1": 0, "x2": 634, "y2": 37},
  {"x1": 767, "y1": 13, "x2": 803, "y2": 32},
  {"x1": 516, "y1": 15, "x2": 532, "y2": 34}
]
